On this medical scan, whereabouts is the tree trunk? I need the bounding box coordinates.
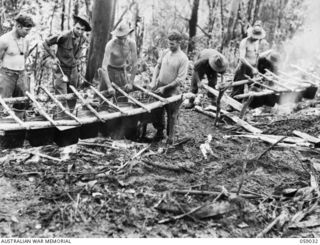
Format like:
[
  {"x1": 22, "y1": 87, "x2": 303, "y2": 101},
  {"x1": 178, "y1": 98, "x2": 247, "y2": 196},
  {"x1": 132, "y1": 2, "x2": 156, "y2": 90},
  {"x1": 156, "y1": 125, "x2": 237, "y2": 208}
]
[
  {"x1": 223, "y1": 0, "x2": 241, "y2": 46},
  {"x1": 67, "y1": 0, "x2": 72, "y2": 29},
  {"x1": 73, "y1": 0, "x2": 79, "y2": 16},
  {"x1": 61, "y1": 0, "x2": 65, "y2": 31},
  {"x1": 85, "y1": 0, "x2": 116, "y2": 82},
  {"x1": 252, "y1": 0, "x2": 262, "y2": 24},
  {"x1": 188, "y1": 0, "x2": 200, "y2": 54},
  {"x1": 219, "y1": 0, "x2": 224, "y2": 52}
]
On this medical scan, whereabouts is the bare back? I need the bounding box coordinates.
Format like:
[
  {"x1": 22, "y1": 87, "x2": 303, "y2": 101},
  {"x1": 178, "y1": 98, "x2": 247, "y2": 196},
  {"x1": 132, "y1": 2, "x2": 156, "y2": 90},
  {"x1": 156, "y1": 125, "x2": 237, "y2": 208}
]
[{"x1": 0, "y1": 31, "x2": 27, "y2": 71}]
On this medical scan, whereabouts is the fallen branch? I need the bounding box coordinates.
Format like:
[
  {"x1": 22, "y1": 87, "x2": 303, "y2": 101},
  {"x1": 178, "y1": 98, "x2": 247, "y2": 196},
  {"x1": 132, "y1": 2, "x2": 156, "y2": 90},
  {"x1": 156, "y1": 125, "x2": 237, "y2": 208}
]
[
  {"x1": 18, "y1": 149, "x2": 61, "y2": 162},
  {"x1": 142, "y1": 159, "x2": 192, "y2": 173},
  {"x1": 257, "y1": 136, "x2": 287, "y2": 160},
  {"x1": 256, "y1": 209, "x2": 290, "y2": 238},
  {"x1": 172, "y1": 189, "x2": 259, "y2": 199}
]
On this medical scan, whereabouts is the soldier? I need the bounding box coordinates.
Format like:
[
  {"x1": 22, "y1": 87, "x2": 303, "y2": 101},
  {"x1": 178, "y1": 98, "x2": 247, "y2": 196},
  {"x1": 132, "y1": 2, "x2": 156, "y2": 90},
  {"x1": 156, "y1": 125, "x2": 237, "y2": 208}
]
[
  {"x1": 185, "y1": 49, "x2": 228, "y2": 109},
  {"x1": 99, "y1": 22, "x2": 138, "y2": 99},
  {"x1": 43, "y1": 14, "x2": 91, "y2": 111},
  {"x1": 149, "y1": 30, "x2": 189, "y2": 144},
  {"x1": 0, "y1": 13, "x2": 35, "y2": 118}
]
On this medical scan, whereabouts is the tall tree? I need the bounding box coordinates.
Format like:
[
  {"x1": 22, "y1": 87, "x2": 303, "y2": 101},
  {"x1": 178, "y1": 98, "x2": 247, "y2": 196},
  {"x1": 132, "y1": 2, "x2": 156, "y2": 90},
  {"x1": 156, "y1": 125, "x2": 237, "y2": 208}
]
[
  {"x1": 223, "y1": 0, "x2": 241, "y2": 46},
  {"x1": 61, "y1": 0, "x2": 65, "y2": 31},
  {"x1": 188, "y1": 0, "x2": 200, "y2": 53},
  {"x1": 86, "y1": 0, "x2": 116, "y2": 82}
]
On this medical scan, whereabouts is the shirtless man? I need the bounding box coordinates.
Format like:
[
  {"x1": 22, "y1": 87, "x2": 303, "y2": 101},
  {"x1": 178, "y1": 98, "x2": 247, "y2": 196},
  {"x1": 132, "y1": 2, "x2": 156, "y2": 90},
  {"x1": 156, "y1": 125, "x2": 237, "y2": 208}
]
[
  {"x1": 149, "y1": 30, "x2": 189, "y2": 143},
  {"x1": 231, "y1": 25, "x2": 269, "y2": 99},
  {"x1": 0, "y1": 14, "x2": 35, "y2": 118},
  {"x1": 100, "y1": 22, "x2": 138, "y2": 98}
]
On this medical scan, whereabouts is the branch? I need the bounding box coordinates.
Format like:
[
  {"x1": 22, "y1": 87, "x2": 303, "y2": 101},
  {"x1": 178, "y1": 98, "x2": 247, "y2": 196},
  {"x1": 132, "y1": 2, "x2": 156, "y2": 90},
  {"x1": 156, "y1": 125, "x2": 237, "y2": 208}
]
[{"x1": 197, "y1": 24, "x2": 211, "y2": 38}]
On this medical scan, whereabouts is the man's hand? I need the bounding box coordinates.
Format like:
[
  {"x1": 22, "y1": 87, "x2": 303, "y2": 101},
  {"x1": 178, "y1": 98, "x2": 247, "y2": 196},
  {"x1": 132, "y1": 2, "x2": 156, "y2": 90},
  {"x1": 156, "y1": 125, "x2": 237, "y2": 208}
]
[
  {"x1": 124, "y1": 83, "x2": 133, "y2": 92},
  {"x1": 107, "y1": 87, "x2": 116, "y2": 96},
  {"x1": 53, "y1": 57, "x2": 60, "y2": 66},
  {"x1": 154, "y1": 86, "x2": 166, "y2": 95},
  {"x1": 252, "y1": 68, "x2": 259, "y2": 75}
]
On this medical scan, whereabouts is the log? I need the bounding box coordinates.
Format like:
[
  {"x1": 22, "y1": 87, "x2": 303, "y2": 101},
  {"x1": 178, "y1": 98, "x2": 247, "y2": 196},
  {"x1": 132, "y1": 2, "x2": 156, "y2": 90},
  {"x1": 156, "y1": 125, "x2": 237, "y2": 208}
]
[
  {"x1": 0, "y1": 96, "x2": 29, "y2": 129},
  {"x1": 278, "y1": 71, "x2": 317, "y2": 86},
  {"x1": 25, "y1": 91, "x2": 58, "y2": 128},
  {"x1": 291, "y1": 64, "x2": 320, "y2": 82},
  {"x1": 201, "y1": 83, "x2": 242, "y2": 111},
  {"x1": 227, "y1": 134, "x2": 312, "y2": 147},
  {"x1": 0, "y1": 94, "x2": 183, "y2": 132},
  {"x1": 112, "y1": 82, "x2": 151, "y2": 112},
  {"x1": 69, "y1": 85, "x2": 105, "y2": 123},
  {"x1": 133, "y1": 84, "x2": 167, "y2": 103},
  {"x1": 234, "y1": 90, "x2": 275, "y2": 100},
  {"x1": 264, "y1": 70, "x2": 295, "y2": 91},
  {"x1": 293, "y1": 130, "x2": 320, "y2": 145},
  {"x1": 195, "y1": 105, "x2": 262, "y2": 134},
  {"x1": 40, "y1": 86, "x2": 82, "y2": 125},
  {"x1": 245, "y1": 75, "x2": 282, "y2": 93},
  {"x1": 239, "y1": 96, "x2": 253, "y2": 119},
  {"x1": 172, "y1": 189, "x2": 258, "y2": 199},
  {"x1": 90, "y1": 86, "x2": 127, "y2": 114},
  {"x1": 3, "y1": 93, "x2": 77, "y2": 104}
]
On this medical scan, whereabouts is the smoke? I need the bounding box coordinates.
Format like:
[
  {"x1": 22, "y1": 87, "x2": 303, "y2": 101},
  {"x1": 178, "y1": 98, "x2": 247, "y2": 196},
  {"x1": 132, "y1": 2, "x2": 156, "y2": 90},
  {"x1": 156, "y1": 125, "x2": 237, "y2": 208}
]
[{"x1": 283, "y1": 0, "x2": 320, "y2": 71}]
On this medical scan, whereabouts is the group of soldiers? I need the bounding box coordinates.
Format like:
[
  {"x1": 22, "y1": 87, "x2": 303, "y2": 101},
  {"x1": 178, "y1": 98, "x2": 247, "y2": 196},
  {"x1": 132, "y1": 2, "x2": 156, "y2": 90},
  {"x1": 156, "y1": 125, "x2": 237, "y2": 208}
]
[{"x1": 0, "y1": 13, "x2": 280, "y2": 144}]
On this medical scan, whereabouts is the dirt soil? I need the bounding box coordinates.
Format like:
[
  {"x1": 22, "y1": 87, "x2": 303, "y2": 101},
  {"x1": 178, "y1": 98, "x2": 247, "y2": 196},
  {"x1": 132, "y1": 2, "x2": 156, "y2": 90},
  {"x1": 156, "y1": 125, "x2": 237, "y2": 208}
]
[{"x1": 0, "y1": 97, "x2": 320, "y2": 238}]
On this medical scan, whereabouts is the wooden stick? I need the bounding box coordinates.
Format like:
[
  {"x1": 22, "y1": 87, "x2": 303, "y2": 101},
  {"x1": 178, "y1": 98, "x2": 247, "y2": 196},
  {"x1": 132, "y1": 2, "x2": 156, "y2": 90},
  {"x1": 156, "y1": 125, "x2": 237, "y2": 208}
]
[
  {"x1": 257, "y1": 136, "x2": 287, "y2": 160},
  {"x1": 90, "y1": 86, "x2": 127, "y2": 114},
  {"x1": 195, "y1": 105, "x2": 263, "y2": 134},
  {"x1": 256, "y1": 210, "x2": 289, "y2": 238},
  {"x1": 172, "y1": 190, "x2": 258, "y2": 199},
  {"x1": 245, "y1": 75, "x2": 282, "y2": 92},
  {"x1": 40, "y1": 86, "x2": 82, "y2": 125},
  {"x1": 69, "y1": 85, "x2": 105, "y2": 123},
  {"x1": 264, "y1": 70, "x2": 295, "y2": 91},
  {"x1": 0, "y1": 96, "x2": 29, "y2": 129},
  {"x1": 3, "y1": 93, "x2": 77, "y2": 104},
  {"x1": 0, "y1": 95, "x2": 182, "y2": 131},
  {"x1": 201, "y1": 83, "x2": 242, "y2": 111},
  {"x1": 291, "y1": 64, "x2": 320, "y2": 82},
  {"x1": 234, "y1": 90, "x2": 275, "y2": 100},
  {"x1": 293, "y1": 130, "x2": 320, "y2": 145},
  {"x1": 142, "y1": 159, "x2": 192, "y2": 173},
  {"x1": 133, "y1": 84, "x2": 168, "y2": 103},
  {"x1": 112, "y1": 83, "x2": 151, "y2": 113},
  {"x1": 25, "y1": 91, "x2": 58, "y2": 127},
  {"x1": 214, "y1": 87, "x2": 227, "y2": 126},
  {"x1": 278, "y1": 71, "x2": 317, "y2": 86},
  {"x1": 18, "y1": 148, "x2": 61, "y2": 162},
  {"x1": 239, "y1": 96, "x2": 253, "y2": 119}
]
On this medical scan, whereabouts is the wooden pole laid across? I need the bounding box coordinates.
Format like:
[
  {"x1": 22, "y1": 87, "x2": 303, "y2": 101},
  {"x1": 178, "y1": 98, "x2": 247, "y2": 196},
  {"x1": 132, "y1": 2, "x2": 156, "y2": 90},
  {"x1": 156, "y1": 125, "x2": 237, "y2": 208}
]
[
  {"x1": 234, "y1": 90, "x2": 275, "y2": 100},
  {"x1": 245, "y1": 75, "x2": 282, "y2": 93},
  {"x1": 90, "y1": 86, "x2": 127, "y2": 114},
  {"x1": 133, "y1": 84, "x2": 168, "y2": 103},
  {"x1": 291, "y1": 64, "x2": 320, "y2": 82},
  {"x1": 264, "y1": 70, "x2": 294, "y2": 91},
  {"x1": 0, "y1": 96, "x2": 29, "y2": 129},
  {"x1": 69, "y1": 85, "x2": 105, "y2": 123},
  {"x1": 25, "y1": 91, "x2": 58, "y2": 127},
  {"x1": 201, "y1": 82, "x2": 243, "y2": 111},
  {"x1": 278, "y1": 71, "x2": 317, "y2": 86},
  {"x1": 3, "y1": 93, "x2": 77, "y2": 104},
  {"x1": 40, "y1": 86, "x2": 82, "y2": 125},
  {"x1": 111, "y1": 82, "x2": 151, "y2": 113}
]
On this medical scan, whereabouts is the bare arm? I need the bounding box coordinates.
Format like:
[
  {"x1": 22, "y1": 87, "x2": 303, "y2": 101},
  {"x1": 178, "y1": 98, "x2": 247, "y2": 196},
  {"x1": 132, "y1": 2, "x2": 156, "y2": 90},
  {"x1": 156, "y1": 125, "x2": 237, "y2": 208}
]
[
  {"x1": 0, "y1": 38, "x2": 8, "y2": 62},
  {"x1": 100, "y1": 42, "x2": 113, "y2": 91},
  {"x1": 129, "y1": 40, "x2": 138, "y2": 85}
]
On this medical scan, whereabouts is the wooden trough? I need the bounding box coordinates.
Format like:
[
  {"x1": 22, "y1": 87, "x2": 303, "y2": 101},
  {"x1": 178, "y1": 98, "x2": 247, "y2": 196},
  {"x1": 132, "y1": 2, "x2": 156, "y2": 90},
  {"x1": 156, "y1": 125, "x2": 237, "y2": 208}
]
[{"x1": 0, "y1": 85, "x2": 182, "y2": 149}]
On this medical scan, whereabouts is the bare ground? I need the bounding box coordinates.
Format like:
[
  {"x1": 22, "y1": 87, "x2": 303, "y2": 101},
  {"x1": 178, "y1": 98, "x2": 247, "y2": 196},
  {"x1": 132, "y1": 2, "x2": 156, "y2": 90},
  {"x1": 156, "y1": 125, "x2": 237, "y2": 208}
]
[{"x1": 0, "y1": 98, "x2": 320, "y2": 238}]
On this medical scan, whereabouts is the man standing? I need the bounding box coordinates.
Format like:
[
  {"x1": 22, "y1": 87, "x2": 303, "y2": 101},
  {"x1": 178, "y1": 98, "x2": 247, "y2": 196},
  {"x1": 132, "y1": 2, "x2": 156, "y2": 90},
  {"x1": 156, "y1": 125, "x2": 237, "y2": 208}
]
[
  {"x1": 149, "y1": 30, "x2": 189, "y2": 144},
  {"x1": 185, "y1": 49, "x2": 228, "y2": 108},
  {"x1": 0, "y1": 13, "x2": 35, "y2": 118},
  {"x1": 43, "y1": 14, "x2": 91, "y2": 111},
  {"x1": 99, "y1": 22, "x2": 138, "y2": 98},
  {"x1": 231, "y1": 25, "x2": 269, "y2": 99}
]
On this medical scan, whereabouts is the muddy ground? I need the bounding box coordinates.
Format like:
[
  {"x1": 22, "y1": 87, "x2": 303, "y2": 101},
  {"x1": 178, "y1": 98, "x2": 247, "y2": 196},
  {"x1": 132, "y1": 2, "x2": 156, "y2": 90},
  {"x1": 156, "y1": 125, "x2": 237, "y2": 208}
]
[{"x1": 0, "y1": 96, "x2": 320, "y2": 238}]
